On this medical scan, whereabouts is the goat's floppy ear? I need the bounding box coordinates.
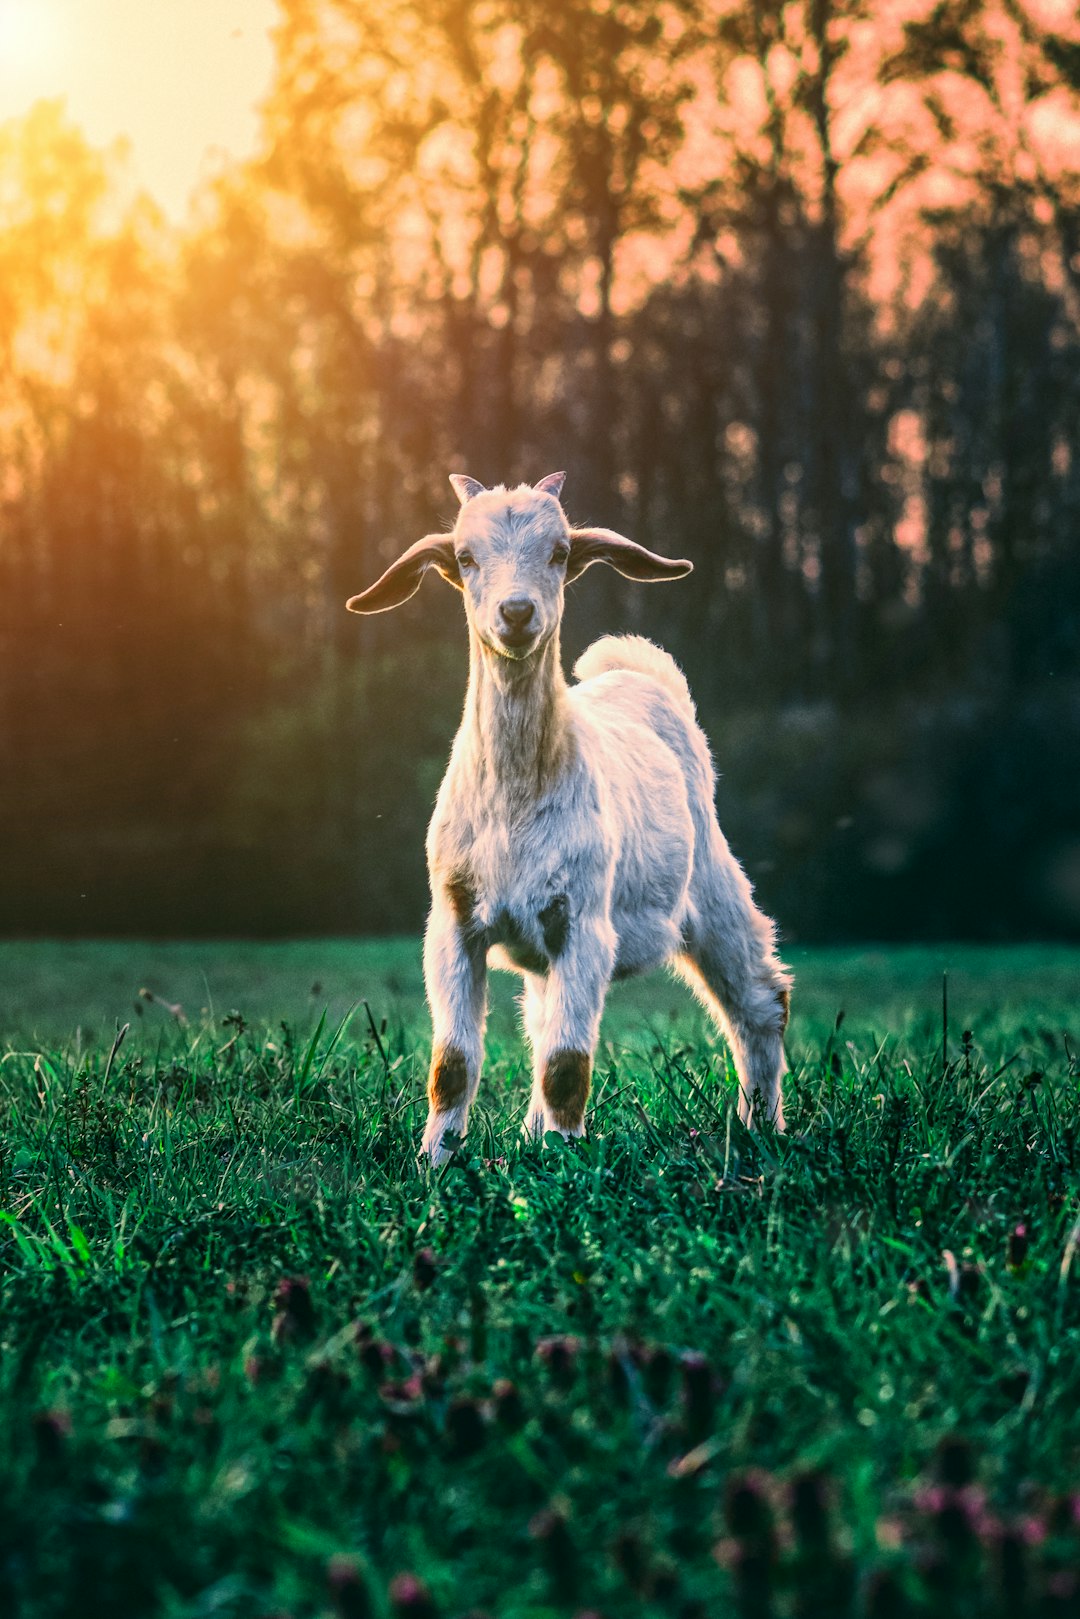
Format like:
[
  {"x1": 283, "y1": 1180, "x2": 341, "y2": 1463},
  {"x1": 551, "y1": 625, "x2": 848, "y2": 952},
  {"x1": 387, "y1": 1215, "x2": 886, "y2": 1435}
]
[
  {"x1": 449, "y1": 473, "x2": 486, "y2": 506},
  {"x1": 534, "y1": 470, "x2": 566, "y2": 500},
  {"x1": 567, "y1": 527, "x2": 693, "y2": 583},
  {"x1": 346, "y1": 534, "x2": 461, "y2": 613}
]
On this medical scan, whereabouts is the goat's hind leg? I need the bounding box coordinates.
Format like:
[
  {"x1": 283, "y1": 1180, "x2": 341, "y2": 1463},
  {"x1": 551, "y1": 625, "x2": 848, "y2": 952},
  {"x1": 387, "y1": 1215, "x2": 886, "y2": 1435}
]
[{"x1": 677, "y1": 879, "x2": 790, "y2": 1131}]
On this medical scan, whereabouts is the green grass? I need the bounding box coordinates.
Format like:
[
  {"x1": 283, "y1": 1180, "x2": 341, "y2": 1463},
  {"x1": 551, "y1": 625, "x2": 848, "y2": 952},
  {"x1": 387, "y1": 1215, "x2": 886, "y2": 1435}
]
[{"x1": 1, "y1": 940, "x2": 1078, "y2": 1618}]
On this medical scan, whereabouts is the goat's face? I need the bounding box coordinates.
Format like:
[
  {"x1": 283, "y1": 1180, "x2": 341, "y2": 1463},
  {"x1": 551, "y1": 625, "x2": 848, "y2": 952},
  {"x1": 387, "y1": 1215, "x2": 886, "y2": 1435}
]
[
  {"x1": 453, "y1": 483, "x2": 571, "y2": 662},
  {"x1": 344, "y1": 470, "x2": 692, "y2": 626}
]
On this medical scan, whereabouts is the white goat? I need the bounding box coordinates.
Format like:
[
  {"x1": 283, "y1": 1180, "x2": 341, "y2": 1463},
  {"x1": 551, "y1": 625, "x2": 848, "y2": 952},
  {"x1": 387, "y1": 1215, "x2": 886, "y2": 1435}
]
[{"x1": 347, "y1": 473, "x2": 791, "y2": 1163}]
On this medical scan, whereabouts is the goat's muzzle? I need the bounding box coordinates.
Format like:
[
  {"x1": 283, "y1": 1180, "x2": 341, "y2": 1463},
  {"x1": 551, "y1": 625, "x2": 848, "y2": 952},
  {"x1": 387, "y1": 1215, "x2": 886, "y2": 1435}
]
[{"x1": 495, "y1": 597, "x2": 541, "y2": 657}]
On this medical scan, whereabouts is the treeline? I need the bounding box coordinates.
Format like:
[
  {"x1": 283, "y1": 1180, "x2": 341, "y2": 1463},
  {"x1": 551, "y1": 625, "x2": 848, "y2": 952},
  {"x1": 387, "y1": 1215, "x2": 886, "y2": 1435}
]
[{"x1": 1, "y1": 0, "x2": 1079, "y2": 939}]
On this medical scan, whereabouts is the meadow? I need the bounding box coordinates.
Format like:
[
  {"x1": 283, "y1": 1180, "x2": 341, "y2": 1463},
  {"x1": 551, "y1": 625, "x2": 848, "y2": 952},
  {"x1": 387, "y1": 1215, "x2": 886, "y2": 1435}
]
[{"x1": 0, "y1": 940, "x2": 1078, "y2": 1617}]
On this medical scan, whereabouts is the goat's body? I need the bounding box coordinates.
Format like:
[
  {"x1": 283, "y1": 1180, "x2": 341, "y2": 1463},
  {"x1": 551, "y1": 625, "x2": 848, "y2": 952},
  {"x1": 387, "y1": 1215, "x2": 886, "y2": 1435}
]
[
  {"x1": 422, "y1": 634, "x2": 790, "y2": 1159},
  {"x1": 345, "y1": 474, "x2": 789, "y2": 1162}
]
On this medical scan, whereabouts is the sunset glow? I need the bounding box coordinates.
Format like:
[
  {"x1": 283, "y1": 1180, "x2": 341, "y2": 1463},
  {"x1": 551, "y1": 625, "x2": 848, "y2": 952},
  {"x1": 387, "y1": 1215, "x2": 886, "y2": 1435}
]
[{"x1": 0, "y1": 0, "x2": 276, "y2": 216}]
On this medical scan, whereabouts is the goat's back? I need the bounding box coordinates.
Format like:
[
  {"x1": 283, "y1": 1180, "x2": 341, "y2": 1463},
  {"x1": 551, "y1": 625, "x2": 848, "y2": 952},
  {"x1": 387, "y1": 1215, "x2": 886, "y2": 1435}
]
[{"x1": 573, "y1": 634, "x2": 695, "y2": 716}]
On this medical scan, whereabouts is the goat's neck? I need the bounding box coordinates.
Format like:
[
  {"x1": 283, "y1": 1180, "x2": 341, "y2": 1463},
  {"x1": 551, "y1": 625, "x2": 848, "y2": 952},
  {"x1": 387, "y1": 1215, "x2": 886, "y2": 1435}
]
[{"x1": 463, "y1": 629, "x2": 571, "y2": 808}]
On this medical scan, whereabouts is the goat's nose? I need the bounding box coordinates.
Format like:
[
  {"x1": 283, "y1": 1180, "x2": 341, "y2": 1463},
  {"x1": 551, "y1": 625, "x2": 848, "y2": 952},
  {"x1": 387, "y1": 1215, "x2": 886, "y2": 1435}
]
[{"x1": 499, "y1": 597, "x2": 535, "y2": 630}]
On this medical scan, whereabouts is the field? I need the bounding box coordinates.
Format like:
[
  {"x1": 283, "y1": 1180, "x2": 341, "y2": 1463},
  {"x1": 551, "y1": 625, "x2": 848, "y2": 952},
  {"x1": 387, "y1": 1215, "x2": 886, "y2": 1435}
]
[{"x1": 1, "y1": 940, "x2": 1078, "y2": 1618}]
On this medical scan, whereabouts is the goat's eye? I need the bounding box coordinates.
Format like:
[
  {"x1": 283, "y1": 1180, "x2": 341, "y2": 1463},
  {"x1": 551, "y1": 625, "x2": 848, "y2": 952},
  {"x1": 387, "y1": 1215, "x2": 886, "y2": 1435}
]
[
  {"x1": 551, "y1": 545, "x2": 570, "y2": 566},
  {"x1": 457, "y1": 551, "x2": 477, "y2": 571}
]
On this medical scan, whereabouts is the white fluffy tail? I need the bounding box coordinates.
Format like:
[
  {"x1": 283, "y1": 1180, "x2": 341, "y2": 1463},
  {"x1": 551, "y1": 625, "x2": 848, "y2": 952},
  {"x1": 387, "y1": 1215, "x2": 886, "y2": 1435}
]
[{"x1": 573, "y1": 635, "x2": 696, "y2": 717}]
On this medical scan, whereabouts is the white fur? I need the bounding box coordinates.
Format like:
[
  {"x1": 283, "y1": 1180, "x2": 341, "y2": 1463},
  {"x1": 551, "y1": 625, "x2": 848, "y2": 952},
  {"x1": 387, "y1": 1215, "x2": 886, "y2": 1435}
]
[{"x1": 346, "y1": 477, "x2": 791, "y2": 1163}]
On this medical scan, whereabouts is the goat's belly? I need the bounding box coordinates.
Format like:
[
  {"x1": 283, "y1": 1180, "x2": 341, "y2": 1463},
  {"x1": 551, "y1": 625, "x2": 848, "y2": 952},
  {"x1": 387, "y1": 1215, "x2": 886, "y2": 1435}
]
[
  {"x1": 485, "y1": 902, "x2": 556, "y2": 974},
  {"x1": 607, "y1": 809, "x2": 694, "y2": 962},
  {"x1": 611, "y1": 907, "x2": 685, "y2": 980},
  {"x1": 487, "y1": 938, "x2": 547, "y2": 975}
]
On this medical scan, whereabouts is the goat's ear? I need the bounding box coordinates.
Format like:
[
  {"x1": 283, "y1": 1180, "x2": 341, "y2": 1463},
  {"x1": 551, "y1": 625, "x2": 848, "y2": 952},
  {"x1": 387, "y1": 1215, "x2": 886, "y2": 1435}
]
[
  {"x1": 346, "y1": 534, "x2": 461, "y2": 613},
  {"x1": 567, "y1": 527, "x2": 693, "y2": 584},
  {"x1": 534, "y1": 470, "x2": 566, "y2": 500},
  {"x1": 449, "y1": 473, "x2": 486, "y2": 506}
]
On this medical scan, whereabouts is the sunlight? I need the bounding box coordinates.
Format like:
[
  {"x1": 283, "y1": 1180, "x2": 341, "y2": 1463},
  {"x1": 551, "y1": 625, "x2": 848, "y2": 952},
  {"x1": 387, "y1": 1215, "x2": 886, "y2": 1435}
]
[
  {"x1": 0, "y1": 0, "x2": 61, "y2": 76},
  {"x1": 0, "y1": 0, "x2": 276, "y2": 218}
]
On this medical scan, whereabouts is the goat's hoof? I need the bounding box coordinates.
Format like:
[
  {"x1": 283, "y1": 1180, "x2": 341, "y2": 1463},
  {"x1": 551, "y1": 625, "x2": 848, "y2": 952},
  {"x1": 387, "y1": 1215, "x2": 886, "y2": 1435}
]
[
  {"x1": 521, "y1": 1110, "x2": 546, "y2": 1142},
  {"x1": 522, "y1": 1112, "x2": 587, "y2": 1146},
  {"x1": 419, "y1": 1125, "x2": 464, "y2": 1167},
  {"x1": 543, "y1": 1122, "x2": 587, "y2": 1149},
  {"x1": 543, "y1": 1130, "x2": 583, "y2": 1151}
]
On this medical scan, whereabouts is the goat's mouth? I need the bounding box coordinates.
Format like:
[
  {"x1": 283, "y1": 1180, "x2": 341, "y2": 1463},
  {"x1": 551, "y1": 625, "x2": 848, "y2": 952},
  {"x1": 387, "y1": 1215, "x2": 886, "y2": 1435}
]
[{"x1": 492, "y1": 628, "x2": 541, "y2": 659}]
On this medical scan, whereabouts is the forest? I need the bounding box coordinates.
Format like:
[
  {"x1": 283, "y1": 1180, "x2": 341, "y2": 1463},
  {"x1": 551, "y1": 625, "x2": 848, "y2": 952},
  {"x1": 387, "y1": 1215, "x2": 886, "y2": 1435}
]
[{"x1": 1, "y1": 0, "x2": 1078, "y2": 939}]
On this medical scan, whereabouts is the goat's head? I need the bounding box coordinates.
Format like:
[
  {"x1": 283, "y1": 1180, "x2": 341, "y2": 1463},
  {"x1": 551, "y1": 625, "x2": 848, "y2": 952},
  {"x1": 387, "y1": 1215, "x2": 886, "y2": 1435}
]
[{"x1": 346, "y1": 473, "x2": 692, "y2": 662}]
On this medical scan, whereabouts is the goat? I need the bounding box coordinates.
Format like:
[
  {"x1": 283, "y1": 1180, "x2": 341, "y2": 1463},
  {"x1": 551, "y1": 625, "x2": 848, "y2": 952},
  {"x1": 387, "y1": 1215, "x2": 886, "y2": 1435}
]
[{"x1": 347, "y1": 472, "x2": 791, "y2": 1163}]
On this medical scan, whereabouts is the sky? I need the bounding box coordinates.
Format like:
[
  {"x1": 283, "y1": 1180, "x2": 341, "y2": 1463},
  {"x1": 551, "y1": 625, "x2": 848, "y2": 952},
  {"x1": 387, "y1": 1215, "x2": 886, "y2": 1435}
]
[{"x1": 0, "y1": 0, "x2": 278, "y2": 217}]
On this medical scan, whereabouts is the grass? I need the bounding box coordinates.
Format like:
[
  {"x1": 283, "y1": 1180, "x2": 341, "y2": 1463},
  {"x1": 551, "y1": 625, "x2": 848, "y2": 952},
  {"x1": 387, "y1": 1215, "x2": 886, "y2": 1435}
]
[{"x1": 0, "y1": 939, "x2": 1078, "y2": 1618}]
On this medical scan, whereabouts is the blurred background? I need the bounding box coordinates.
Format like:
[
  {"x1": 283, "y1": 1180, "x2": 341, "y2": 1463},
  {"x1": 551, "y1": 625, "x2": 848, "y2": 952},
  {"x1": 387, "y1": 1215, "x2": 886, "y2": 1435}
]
[{"x1": 1, "y1": 0, "x2": 1078, "y2": 942}]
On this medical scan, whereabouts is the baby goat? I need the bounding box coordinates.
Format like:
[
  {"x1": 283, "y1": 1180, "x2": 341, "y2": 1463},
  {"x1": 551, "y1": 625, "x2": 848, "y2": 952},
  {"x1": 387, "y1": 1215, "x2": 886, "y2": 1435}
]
[{"x1": 347, "y1": 473, "x2": 791, "y2": 1163}]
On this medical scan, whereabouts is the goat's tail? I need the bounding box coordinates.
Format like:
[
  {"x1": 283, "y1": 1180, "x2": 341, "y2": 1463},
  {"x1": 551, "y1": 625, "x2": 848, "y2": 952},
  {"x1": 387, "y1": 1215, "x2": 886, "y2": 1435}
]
[{"x1": 573, "y1": 634, "x2": 696, "y2": 717}]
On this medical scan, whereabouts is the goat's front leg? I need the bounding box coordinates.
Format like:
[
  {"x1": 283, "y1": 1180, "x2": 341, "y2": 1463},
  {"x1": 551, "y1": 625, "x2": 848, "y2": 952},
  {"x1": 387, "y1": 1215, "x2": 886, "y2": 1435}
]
[
  {"x1": 522, "y1": 917, "x2": 615, "y2": 1141},
  {"x1": 421, "y1": 897, "x2": 487, "y2": 1165}
]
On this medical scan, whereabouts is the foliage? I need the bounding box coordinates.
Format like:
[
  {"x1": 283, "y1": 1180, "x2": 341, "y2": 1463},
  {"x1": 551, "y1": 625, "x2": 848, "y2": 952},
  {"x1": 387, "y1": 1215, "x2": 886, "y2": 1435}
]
[
  {"x1": 1, "y1": 2, "x2": 1080, "y2": 935},
  {"x1": 1, "y1": 942, "x2": 1078, "y2": 1615}
]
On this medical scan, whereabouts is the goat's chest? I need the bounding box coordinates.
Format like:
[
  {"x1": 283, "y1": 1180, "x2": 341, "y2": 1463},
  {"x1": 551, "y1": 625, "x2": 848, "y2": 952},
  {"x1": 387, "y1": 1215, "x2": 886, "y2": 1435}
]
[{"x1": 431, "y1": 804, "x2": 583, "y2": 975}]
